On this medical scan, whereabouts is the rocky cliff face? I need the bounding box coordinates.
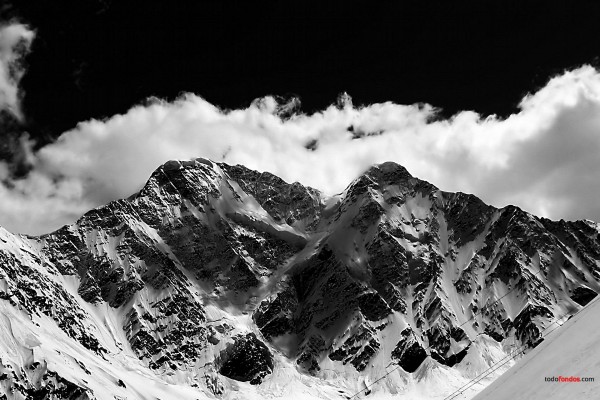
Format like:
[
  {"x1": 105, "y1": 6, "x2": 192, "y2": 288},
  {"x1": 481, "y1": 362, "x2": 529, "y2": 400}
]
[{"x1": 1, "y1": 158, "x2": 599, "y2": 400}]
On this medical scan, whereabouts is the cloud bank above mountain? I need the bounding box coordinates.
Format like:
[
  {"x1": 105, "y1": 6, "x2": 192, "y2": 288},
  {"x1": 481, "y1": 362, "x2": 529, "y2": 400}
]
[{"x1": 3, "y1": 66, "x2": 600, "y2": 234}]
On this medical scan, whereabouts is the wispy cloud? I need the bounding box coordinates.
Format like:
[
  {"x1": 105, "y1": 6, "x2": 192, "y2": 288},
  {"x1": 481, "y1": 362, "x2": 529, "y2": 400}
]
[
  {"x1": 0, "y1": 22, "x2": 35, "y2": 119},
  {"x1": 3, "y1": 66, "x2": 600, "y2": 235}
]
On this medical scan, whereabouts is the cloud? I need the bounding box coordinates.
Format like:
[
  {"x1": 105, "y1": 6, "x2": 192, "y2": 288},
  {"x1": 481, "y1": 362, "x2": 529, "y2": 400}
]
[
  {"x1": 3, "y1": 66, "x2": 600, "y2": 235},
  {"x1": 0, "y1": 22, "x2": 35, "y2": 119}
]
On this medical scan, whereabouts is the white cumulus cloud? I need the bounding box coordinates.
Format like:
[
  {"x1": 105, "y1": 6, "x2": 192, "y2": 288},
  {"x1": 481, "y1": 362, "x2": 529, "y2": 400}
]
[
  {"x1": 0, "y1": 22, "x2": 35, "y2": 119},
  {"x1": 3, "y1": 66, "x2": 600, "y2": 235}
]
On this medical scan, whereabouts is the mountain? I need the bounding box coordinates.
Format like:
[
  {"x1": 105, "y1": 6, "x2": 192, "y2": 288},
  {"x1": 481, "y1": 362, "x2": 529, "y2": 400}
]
[{"x1": 1, "y1": 158, "x2": 599, "y2": 400}]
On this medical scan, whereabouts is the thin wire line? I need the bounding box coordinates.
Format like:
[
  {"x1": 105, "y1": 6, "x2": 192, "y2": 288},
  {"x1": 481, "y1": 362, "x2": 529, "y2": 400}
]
[
  {"x1": 455, "y1": 294, "x2": 600, "y2": 400},
  {"x1": 347, "y1": 263, "x2": 590, "y2": 399},
  {"x1": 441, "y1": 296, "x2": 597, "y2": 400}
]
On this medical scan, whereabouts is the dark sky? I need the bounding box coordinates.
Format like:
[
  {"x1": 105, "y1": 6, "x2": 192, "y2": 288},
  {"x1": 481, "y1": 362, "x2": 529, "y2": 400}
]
[{"x1": 3, "y1": 0, "x2": 600, "y2": 145}]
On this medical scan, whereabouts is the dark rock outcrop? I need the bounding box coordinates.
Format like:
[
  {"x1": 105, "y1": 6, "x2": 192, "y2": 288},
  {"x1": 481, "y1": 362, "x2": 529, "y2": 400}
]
[{"x1": 218, "y1": 333, "x2": 274, "y2": 384}]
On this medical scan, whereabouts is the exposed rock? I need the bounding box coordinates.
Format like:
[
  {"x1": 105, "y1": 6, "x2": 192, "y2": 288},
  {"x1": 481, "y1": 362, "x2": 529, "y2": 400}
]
[
  {"x1": 391, "y1": 328, "x2": 428, "y2": 373},
  {"x1": 218, "y1": 333, "x2": 274, "y2": 384},
  {"x1": 570, "y1": 286, "x2": 597, "y2": 306},
  {"x1": 1, "y1": 159, "x2": 600, "y2": 398}
]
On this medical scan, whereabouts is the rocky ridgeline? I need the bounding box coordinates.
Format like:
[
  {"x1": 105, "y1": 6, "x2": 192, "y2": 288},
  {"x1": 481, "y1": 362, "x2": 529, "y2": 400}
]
[{"x1": 1, "y1": 158, "x2": 600, "y2": 399}]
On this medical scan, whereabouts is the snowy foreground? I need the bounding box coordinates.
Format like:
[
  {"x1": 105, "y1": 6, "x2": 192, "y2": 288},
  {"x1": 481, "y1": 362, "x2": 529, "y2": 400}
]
[{"x1": 473, "y1": 296, "x2": 600, "y2": 400}]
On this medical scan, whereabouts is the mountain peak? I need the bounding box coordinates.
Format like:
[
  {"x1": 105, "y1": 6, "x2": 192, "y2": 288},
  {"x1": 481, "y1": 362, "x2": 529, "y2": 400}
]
[
  {"x1": 160, "y1": 157, "x2": 217, "y2": 172},
  {"x1": 3, "y1": 159, "x2": 600, "y2": 399},
  {"x1": 364, "y1": 161, "x2": 413, "y2": 182}
]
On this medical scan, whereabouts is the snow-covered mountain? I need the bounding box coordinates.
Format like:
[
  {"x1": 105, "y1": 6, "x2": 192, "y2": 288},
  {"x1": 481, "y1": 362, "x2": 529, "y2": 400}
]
[{"x1": 1, "y1": 158, "x2": 599, "y2": 400}]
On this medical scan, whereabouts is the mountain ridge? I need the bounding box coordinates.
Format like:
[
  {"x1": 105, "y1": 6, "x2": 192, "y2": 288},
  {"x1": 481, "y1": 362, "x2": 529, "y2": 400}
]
[{"x1": 0, "y1": 158, "x2": 599, "y2": 400}]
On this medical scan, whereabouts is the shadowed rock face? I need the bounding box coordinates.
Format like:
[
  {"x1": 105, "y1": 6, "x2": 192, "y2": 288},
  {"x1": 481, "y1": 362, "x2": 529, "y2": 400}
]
[
  {"x1": 1, "y1": 159, "x2": 600, "y2": 397},
  {"x1": 570, "y1": 286, "x2": 597, "y2": 305},
  {"x1": 391, "y1": 328, "x2": 428, "y2": 373},
  {"x1": 218, "y1": 333, "x2": 274, "y2": 385},
  {"x1": 220, "y1": 164, "x2": 323, "y2": 231}
]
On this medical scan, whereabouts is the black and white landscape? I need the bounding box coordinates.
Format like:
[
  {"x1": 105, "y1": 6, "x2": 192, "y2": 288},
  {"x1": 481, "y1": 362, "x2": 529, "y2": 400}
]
[
  {"x1": 1, "y1": 2, "x2": 600, "y2": 399},
  {"x1": 0, "y1": 159, "x2": 599, "y2": 399}
]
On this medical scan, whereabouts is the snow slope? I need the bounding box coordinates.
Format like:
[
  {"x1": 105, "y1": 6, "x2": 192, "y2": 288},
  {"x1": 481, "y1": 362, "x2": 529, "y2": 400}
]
[{"x1": 473, "y1": 297, "x2": 600, "y2": 400}]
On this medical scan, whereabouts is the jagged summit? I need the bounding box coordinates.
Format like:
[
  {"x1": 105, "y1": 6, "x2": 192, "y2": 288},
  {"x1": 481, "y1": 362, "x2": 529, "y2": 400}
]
[
  {"x1": 151, "y1": 158, "x2": 415, "y2": 198},
  {"x1": 1, "y1": 159, "x2": 600, "y2": 400},
  {"x1": 363, "y1": 161, "x2": 414, "y2": 183}
]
